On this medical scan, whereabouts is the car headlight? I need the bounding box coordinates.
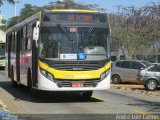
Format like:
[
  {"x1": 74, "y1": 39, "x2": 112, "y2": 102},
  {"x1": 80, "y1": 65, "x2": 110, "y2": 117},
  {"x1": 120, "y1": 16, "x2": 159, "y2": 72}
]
[
  {"x1": 40, "y1": 69, "x2": 54, "y2": 81},
  {"x1": 100, "y1": 69, "x2": 110, "y2": 81}
]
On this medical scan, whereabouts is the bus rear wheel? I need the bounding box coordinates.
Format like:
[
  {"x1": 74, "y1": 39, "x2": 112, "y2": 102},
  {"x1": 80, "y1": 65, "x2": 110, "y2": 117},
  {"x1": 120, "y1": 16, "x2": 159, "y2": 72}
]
[
  {"x1": 11, "y1": 67, "x2": 18, "y2": 88},
  {"x1": 82, "y1": 91, "x2": 93, "y2": 99}
]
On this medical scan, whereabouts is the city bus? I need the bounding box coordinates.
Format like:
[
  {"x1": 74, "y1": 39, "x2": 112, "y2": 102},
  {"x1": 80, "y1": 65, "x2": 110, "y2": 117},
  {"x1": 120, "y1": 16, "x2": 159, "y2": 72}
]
[
  {"x1": 0, "y1": 43, "x2": 5, "y2": 69},
  {"x1": 6, "y1": 9, "x2": 111, "y2": 98}
]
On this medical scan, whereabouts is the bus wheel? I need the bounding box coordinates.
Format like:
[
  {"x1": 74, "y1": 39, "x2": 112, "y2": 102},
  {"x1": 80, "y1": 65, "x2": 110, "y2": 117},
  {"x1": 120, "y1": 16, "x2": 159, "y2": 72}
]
[
  {"x1": 82, "y1": 91, "x2": 93, "y2": 99},
  {"x1": 29, "y1": 81, "x2": 38, "y2": 98},
  {"x1": 11, "y1": 67, "x2": 18, "y2": 88},
  {"x1": 30, "y1": 88, "x2": 38, "y2": 98},
  {"x1": 28, "y1": 70, "x2": 38, "y2": 98}
]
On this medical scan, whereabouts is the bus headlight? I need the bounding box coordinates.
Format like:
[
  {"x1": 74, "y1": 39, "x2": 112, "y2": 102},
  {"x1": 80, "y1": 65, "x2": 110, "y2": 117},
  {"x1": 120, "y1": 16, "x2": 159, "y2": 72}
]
[
  {"x1": 100, "y1": 69, "x2": 110, "y2": 81},
  {"x1": 40, "y1": 69, "x2": 54, "y2": 81}
]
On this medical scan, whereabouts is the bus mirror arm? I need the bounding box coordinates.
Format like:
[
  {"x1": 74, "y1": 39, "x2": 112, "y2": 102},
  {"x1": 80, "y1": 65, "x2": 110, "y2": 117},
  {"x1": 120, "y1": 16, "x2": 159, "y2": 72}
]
[{"x1": 33, "y1": 27, "x2": 39, "y2": 42}]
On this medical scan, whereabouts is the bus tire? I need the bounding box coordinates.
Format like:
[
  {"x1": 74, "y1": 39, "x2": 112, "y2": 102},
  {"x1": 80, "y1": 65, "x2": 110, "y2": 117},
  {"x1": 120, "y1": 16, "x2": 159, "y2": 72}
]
[
  {"x1": 11, "y1": 67, "x2": 18, "y2": 88},
  {"x1": 27, "y1": 69, "x2": 31, "y2": 87},
  {"x1": 27, "y1": 70, "x2": 38, "y2": 98},
  {"x1": 30, "y1": 88, "x2": 38, "y2": 98},
  {"x1": 82, "y1": 91, "x2": 93, "y2": 99}
]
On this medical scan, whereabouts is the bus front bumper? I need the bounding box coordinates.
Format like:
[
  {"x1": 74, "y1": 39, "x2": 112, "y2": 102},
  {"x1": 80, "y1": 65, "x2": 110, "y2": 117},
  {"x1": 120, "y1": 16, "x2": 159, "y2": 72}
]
[{"x1": 37, "y1": 69, "x2": 110, "y2": 91}]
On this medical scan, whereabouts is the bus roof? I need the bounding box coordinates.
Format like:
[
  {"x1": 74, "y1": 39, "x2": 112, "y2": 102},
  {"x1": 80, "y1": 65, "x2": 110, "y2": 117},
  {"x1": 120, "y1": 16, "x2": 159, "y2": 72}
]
[
  {"x1": 6, "y1": 12, "x2": 40, "y2": 34},
  {"x1": 6, "y1": 9, "x2": 103, "y2": 33},
  {"x1": 49, "y1": 9, "x2": 98, "y2": 13}
]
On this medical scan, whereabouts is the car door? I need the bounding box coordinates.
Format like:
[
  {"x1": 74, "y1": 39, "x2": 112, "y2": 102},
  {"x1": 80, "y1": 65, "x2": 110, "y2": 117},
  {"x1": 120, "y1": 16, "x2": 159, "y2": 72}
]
[
  {"x1": 119, "y1": 61, "x2": 131, "y2": 82},
  {"x1": 156, "y1": 65, "x2": 160, "y2": 83},
  {"x1": 130, "y1": 61, "x2": 145, "y2": 83},
  {"x1": 152, "y1": 65, "x2": 160, "y2": 82}
]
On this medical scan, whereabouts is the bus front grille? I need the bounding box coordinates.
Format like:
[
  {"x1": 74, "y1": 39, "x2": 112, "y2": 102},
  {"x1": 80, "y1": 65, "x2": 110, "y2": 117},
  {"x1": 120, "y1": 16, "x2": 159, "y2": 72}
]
[
  {"x1": 53, "y1": 63, "x2": 102, "y2": 71},
  {"x1": 56, "y1": 80, "x2": 99, "y2": 88}
]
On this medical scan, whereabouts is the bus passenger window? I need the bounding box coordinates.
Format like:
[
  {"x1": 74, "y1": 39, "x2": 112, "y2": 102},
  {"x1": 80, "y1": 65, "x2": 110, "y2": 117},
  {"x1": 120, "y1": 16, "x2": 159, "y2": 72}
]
[{"x1": 27, "y1": 37, "x2": 32, "y2": 50}]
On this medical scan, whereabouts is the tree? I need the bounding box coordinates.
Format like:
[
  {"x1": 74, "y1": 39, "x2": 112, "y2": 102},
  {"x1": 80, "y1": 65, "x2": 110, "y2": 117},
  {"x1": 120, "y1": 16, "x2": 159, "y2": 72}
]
[
  {"x1": 7, "y1": 16, "x2": 19, "y2": 28},
  {"x1": 0, "y1": 0, "x2": 14, "y2": 6},
  {"x1": 4, "y1": 0, "x2": 105, "y2": 29},
  {"x1": 19, "y1": 4, "x2": 37, "y2": 21},
  {"x1": 110, "y1": 3, "x2": 160, "y2": 60},
  {"x1": 0, "y1": 18, "x2": 7, "y2": 31}
]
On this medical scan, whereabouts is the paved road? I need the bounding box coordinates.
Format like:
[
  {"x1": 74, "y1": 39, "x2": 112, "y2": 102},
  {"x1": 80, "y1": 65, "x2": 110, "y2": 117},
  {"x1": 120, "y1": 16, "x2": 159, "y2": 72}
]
[{"x1": 0, "y1": 70, "x2": 160, "y2": 120}]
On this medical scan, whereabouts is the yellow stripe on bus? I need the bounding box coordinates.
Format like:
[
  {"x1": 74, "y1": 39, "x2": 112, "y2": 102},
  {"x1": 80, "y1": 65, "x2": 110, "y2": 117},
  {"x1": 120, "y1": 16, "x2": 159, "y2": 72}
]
[{"x1": 38, "y1": 60, "x2": 111, "y2": 80}]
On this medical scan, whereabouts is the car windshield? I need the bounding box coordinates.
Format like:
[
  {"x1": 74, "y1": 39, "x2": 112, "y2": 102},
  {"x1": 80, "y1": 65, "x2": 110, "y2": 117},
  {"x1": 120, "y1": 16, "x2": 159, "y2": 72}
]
[
  {"x1": 39, "y1": 25, "x2": 110, "y2": 61},
  {"x1": 142, "y1": 61, "x2": 152, "y2": 67}
]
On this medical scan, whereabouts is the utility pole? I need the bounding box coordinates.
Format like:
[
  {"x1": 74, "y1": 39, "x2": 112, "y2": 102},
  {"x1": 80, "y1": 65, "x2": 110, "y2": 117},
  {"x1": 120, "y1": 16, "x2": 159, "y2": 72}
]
[{"x1": 14, "y1": 0, "x2": 19, "y2": 16}]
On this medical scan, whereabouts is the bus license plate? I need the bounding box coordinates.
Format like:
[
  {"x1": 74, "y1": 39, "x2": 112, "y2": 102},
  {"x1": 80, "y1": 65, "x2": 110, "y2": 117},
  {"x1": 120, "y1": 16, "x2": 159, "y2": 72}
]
[{"x1": 72, "y1": 82, "x2": 84, "y2": 87}]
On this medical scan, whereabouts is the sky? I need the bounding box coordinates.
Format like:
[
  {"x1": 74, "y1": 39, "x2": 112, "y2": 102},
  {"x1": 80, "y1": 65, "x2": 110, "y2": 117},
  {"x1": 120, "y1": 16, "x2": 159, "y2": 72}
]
[{"x1": 0, "y1": 0, "x2": 160, "y2": 20}]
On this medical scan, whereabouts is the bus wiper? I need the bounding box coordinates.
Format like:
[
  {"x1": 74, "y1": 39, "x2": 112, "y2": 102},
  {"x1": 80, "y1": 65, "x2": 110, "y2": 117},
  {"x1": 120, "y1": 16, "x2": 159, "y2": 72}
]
[
  {"x1": 82, "y1": 26, "x2": 95, "y2": 42},
  {"x1": 57, "y1": 24, "x2": 73, "y2": 41}
]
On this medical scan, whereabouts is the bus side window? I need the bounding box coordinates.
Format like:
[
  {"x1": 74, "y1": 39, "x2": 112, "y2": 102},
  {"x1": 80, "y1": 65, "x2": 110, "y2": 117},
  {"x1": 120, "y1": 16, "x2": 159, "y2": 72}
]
[
  {"x1": 24, "y1": 26, "x2": 28, "y2": 50},
  {"x1": 6, "y1": 34, "x2": 8, "y2": 52},
  {"x1": 21, "y1": 26, "x2": 27, "y2": 51},
  {"x1": 19, "y1": 28, "x2": 23, "y2": 51},
  {"x1": 8, "y1": 34, "x2": 12, "y2": 52},
  {"x1": 27, "y1": 37, "x2": 32, "y2": 50},
  {"x1": 27, "y1": 23, "x2": 32, "y2": 38},
  {"x1": 11, "y1": 32, "x2": 16, "y2": 52}
]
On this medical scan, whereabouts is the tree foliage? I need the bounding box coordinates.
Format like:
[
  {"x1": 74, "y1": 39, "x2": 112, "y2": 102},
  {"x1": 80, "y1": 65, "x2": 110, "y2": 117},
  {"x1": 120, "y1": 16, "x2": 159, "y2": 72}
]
[
  {"x1": 1, "y1": 1, "x2": 160, "y2": 61},
  {"x1": 110, "y1": 2, "x2": 160, "y2": 60},
  {"x1": 0, "y1": 0, "x2": 14, "y2": 6},
  {"x1": 2, "y1": 0, "x2": 104, "y2": 30}
]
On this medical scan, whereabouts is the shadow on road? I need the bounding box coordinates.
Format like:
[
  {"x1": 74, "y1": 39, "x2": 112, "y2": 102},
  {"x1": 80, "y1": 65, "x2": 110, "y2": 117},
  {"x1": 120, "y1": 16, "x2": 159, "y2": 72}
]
[
  {"x1": 127, "y1": 99, "x2": 160, "y2": 113},
  {"x1": 136, "y1": 87, "x2": 160, "y2": 91},
  {"x1": 0, "y1": 81, "x2": 103, "y2": 103},
  {"x1": 0, "y1": 68, "x2": 5, "y2": 71}
]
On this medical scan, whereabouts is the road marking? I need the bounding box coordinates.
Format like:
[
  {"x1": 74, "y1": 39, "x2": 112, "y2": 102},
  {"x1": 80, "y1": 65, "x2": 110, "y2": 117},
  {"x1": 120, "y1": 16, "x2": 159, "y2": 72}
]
[
  {"x1": 92, "y1": 96, "x2": 99, "y2": 99},
  {"x1": 132, "y1": 109, "x2": 148, "y2": 115},
  {"x1": 91, "y1": 96, "x2": 102, "y2": 101}
]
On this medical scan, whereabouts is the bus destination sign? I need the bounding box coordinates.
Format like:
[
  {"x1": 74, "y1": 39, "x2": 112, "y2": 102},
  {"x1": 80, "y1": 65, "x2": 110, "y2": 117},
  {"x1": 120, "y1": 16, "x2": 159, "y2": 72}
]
[{"x1": 43, "y1": 13, "x2": 106, "y2": 22}]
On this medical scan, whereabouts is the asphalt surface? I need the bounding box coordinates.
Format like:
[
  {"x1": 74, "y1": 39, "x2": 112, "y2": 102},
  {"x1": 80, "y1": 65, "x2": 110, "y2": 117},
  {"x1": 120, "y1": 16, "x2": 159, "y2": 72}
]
[{"x1": 0, "y1": 70, "x2": 160, "y2": 120}]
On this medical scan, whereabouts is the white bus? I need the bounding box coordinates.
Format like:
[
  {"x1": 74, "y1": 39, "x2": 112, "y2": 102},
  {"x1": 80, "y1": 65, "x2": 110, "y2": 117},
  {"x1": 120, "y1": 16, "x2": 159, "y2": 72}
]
[{"x1": 6, "y1": 9, "x2": 111, "y2": 98}]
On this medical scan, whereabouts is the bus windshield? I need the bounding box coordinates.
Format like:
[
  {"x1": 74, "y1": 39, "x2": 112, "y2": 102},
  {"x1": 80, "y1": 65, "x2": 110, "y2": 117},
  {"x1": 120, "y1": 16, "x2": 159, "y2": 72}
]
[{"x1": 39, "y1": 25, "x2": 109, "y2": 61}]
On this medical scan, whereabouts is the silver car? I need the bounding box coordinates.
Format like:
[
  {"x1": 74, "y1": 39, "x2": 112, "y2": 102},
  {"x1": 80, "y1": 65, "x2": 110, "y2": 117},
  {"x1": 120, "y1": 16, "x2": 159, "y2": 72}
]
[
  {"x1": 138, "y1": 63, "x2": 160, "y2": 91},
  {"x1": 111, "y1": 60, "x2": 151, "y2": 84}
]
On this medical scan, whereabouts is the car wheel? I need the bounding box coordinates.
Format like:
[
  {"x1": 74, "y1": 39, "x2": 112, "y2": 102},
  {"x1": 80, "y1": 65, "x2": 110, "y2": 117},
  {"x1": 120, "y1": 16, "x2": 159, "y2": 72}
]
[
  {"x1": 145, "y1": 79, "x2": 158, "y2": 91},
  {"x1": 112, "y1": 75, "x2": 121, "y2": 84}
]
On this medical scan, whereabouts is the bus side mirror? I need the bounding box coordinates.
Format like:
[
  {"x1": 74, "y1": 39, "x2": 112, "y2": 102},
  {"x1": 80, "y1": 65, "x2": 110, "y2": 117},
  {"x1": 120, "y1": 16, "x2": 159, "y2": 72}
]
[{"x1": 33, "y1": 27, "x2": 39, "y2": 42}]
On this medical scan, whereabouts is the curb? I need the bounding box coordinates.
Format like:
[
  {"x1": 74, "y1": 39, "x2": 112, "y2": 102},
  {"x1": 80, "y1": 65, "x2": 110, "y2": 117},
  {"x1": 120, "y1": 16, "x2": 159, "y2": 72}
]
[
  {"x1": 111, "y1": 85, "x2": 160, "y2": 97},
  {"x1": 0, "y1": 100, "x2": 8, "y2": 112}
]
